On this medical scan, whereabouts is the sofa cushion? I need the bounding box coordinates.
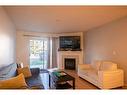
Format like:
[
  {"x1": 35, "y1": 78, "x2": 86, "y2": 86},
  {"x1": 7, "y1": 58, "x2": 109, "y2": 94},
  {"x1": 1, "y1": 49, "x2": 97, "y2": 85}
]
[
  {"x1": 30, "y1": 68, "x2": 40, "y2": 75},
  {"x1": 87, "y1": 69, "x2": 98, "y2": 81},
  {"x1": 25, "y1": 68, "x2": 44, "y2": 89},
  {"x1": 0, "y1": 63, "x2": 17, "y2": 80},
  {"x1": 79, "y1": 68, "x2": 98, "y2": 81},
  {"x1": 100, "y1": 61, "x2": 117, "y2": 71},
  {"x1": 91, "y1": 60, "x2": 102, "y2": 71},
  {"x1": 17, "y1": 67, "x2": 32, "y2": 78},
  {"x1": 0, "y1": 73, "x2": 27, "y2": 89},
  {"x1": 78, "y1": 69, "x2": 89, "y2": 76}
]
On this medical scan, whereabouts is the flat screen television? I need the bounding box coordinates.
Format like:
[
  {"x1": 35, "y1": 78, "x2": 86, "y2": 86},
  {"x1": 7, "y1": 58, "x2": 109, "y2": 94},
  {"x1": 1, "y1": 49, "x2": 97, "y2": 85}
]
[{"x1": 59, "y1": 36, "x2": 81, "y2": 51}]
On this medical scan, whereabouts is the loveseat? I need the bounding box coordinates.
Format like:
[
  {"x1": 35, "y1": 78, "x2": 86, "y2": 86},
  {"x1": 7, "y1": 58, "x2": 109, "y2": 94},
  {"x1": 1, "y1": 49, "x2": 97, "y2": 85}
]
[
  {"x1": 78, "y1": 61, "x2": 124, "y2": 89},
  {"x1": 0, "y1": 63, "x2": 44, "y2": 89}
]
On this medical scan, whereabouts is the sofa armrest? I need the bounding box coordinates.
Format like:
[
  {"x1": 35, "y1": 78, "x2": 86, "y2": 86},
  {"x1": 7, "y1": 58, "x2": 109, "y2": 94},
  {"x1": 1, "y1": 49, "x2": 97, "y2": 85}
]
[
  {"x1": 78, "y1": 64, "x2": 91, "y2": 70},
  {"x1": 30, "y1": 68, "x2": 40, "y2": 76},
  {"x1": 98, "y1": 69, "x2": 124, "y2": 89},
  {"x1": 98, "y1": 69, "x2": 124, "y2": 78}
]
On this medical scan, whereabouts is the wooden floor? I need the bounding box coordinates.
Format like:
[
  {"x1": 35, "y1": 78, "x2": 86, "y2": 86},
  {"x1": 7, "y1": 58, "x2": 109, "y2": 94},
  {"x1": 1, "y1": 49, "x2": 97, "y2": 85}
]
[
  {"x1": 40, "y1": 70, "x2": 126, "y2": 89},
  {"x1": 40, "y1": 70, "x2": 98, "y2": 89},
  {"x1": 63, "y1": 70, "x2": 98, "y2": 89}
]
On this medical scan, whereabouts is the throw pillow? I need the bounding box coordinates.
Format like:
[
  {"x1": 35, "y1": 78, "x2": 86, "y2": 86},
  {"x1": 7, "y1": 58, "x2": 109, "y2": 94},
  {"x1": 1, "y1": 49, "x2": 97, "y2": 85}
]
[
  {"x1": 100, "y1": 61, "x2": 117, "y2": 71},
  {"x1": 0, "y1": 73, "x2": 27, "y2": 89},
  {"x1": 17, "y1": 67, "x2": 32, "y2": 78}
]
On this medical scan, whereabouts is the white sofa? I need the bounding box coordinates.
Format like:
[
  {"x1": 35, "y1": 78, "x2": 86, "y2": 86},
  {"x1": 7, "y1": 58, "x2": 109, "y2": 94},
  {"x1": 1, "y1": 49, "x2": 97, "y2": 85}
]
[{"x1": 78, "y1": 61, "x2": 124, "y2": 89}]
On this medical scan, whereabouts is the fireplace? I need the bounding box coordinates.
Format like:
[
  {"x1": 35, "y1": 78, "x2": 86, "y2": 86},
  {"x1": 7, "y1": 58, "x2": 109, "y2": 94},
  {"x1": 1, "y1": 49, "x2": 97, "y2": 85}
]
[{"x1": 64, "y1": 58, "x2": 76, "y2": 70}]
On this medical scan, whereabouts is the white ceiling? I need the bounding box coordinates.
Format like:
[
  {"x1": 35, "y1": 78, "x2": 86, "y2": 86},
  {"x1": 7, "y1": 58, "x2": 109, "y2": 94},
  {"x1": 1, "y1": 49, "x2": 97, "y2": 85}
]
[{"x1": 4, "y1": 6, "x2": 127, "y2": 33}]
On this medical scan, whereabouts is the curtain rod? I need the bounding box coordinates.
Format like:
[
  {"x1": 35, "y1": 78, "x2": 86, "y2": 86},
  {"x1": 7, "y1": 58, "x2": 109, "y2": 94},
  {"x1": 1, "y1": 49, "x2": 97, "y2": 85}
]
[
  {"x1": 23, "y1": 35, "x2": 46, "y2": 37},
  {"x1": 23, "y1": 34, "x2": 59, "y2": 38}
]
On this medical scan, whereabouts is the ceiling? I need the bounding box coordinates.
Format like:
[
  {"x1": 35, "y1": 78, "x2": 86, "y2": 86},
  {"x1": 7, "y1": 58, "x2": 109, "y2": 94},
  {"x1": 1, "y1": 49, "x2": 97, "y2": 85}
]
[{"x1": 4, "y1": 6, "x2": 127, "y2": 33}]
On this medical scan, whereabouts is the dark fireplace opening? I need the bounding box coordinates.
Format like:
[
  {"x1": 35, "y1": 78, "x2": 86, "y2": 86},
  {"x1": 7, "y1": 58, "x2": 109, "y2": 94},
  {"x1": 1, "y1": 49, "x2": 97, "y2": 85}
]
[{"x1": 64, "y1": 58, "x2": 76, "y2": 70}]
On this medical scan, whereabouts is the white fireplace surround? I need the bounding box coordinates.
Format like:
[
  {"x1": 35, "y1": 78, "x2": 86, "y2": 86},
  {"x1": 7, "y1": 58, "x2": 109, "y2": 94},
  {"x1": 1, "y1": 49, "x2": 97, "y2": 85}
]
[
  {"x1": 56, "y1": 32, "x2": 84, "y2": 70},
  {"x1": 57, "y1": 51, "x2": 83, "y2": 70}
]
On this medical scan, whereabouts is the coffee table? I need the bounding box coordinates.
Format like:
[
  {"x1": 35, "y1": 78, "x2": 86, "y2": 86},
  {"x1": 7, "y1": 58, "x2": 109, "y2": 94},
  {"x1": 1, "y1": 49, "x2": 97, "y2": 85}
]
[{"x1": 49, "y1": 71, "x2": 75, "y2": 89}]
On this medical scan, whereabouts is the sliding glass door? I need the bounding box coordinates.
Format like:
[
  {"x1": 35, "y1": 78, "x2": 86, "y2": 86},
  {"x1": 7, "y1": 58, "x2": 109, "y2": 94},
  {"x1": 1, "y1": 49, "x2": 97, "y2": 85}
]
[{"x1": 29, "y1": 38, "x2": 49, "y2": 69}]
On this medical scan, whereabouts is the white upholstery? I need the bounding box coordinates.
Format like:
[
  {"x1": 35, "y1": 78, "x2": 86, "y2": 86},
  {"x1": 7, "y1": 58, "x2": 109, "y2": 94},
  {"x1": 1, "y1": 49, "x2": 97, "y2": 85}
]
[
  {"x1": 78, "y1": 61, "x2": 124, "y2": 89},
  {"x1": 91, "y1": 60, "x2": 101, "y2": 71},
  {"x1": 100, "y1": 61, "x2": 117, "y2": 71}
]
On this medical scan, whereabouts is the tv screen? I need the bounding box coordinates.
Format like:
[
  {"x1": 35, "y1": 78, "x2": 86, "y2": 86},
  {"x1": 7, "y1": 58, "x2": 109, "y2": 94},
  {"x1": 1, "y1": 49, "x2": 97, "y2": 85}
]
[{"x1": 59, "y1": 36, "x2": 80, "y2": 50}]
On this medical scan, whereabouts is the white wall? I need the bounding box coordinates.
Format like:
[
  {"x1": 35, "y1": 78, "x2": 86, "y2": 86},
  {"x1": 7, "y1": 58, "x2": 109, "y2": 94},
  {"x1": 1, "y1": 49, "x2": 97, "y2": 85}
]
[
  {"x1": 0, "y1": 7, "x2": 16, "y2": 67},
  {"x1": 85, "y1": 16, "x2": 127, "y2": 85},
  {"x1": 16, "y1": 31, "x2": 84, "y2": 67}
]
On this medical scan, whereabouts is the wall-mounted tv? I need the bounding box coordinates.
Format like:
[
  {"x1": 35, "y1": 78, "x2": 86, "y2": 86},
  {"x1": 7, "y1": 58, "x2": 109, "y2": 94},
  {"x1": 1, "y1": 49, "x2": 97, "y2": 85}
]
[{"x1": 59, "y1": 36, "x2": 81, "y2": 51}]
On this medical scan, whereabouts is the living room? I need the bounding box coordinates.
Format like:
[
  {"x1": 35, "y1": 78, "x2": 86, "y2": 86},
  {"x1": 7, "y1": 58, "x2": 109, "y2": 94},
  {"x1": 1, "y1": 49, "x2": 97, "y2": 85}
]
[{"x1": 0, "y1": 5, "x2": 127, "y2": 91}]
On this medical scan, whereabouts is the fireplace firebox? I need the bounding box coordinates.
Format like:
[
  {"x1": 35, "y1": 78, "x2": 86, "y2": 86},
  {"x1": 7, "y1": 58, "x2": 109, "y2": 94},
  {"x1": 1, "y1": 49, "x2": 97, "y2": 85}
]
[{"x1": 64, "y1": 58, "x2": 76, "y2": 70}]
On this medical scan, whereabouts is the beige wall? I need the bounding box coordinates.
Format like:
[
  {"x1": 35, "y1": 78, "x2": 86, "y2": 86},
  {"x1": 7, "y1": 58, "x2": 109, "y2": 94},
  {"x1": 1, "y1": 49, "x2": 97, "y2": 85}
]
[
  {"x1": 0, "y1": 7, "x2": 16, "y2": 67},
  {"x1": 85, "y1": 16, "x2": 127, "y2": 85}
]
